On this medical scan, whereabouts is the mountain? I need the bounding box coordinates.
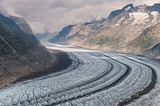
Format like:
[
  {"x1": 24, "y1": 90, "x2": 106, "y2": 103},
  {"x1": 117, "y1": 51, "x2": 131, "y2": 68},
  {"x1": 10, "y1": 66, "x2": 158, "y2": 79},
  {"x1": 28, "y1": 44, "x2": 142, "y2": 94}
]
[
  {"x1": 40, "y1": 32, "x2": 59, "y2": 42},
  {"x1": 9, "y1": 16, "x2": 33, "y2": 34},
  {"x1": 140, "y1": 23, "x2": 160, "y2": 59},
  {"x1": 51, "y1": 25, "x2": 74, "y2": 44},
  {"x1": 50, "y1": 3, "x2": 160, "y2": 58},
  {"x1": 0, "y1": 13, "x2": 58, "y2": 88},
  {"x1": 35, "y1": 33, "x2": 50, "y2": 39}
]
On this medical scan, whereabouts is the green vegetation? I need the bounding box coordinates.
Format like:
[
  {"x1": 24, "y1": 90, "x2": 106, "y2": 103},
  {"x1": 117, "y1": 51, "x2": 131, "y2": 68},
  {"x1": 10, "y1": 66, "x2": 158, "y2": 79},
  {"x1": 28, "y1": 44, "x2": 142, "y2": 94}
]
[
  {"x1": 128, "y1": 26, "x2": 154, "y2": 50},
  {"x1": 139, "y1": 36, "x2": 152, "y2": 49},
  {"x1": 88, "y1": 36, "x2": 121, "y2": 47},
  {"x1": 129, "y1": 35, "x2": 152, "y2": 49},
  {"x1": 96, "y1": 37, "x2": 109, "y2": 45}
]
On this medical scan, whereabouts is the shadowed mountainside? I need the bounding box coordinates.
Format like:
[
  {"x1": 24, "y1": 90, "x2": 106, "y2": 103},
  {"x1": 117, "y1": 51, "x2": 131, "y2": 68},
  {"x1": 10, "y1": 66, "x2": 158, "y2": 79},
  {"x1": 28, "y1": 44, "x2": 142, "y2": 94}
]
[{"x1": 0, "y1": 13, "x2": 71, "y2": 88}]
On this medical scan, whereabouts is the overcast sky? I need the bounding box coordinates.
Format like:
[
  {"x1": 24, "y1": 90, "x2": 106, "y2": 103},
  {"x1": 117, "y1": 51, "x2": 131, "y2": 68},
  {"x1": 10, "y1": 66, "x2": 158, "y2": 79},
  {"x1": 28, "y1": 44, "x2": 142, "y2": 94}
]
[{"x1": 0, "y1": 0, "x2": 160, "y2": 33}]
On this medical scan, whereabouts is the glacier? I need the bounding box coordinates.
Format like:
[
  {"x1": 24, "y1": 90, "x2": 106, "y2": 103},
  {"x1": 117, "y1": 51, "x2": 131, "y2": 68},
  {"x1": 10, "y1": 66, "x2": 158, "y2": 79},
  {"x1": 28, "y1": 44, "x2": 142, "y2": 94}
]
[{"x1": 0, "y1": 41, "x2": 159, "y2": 106}]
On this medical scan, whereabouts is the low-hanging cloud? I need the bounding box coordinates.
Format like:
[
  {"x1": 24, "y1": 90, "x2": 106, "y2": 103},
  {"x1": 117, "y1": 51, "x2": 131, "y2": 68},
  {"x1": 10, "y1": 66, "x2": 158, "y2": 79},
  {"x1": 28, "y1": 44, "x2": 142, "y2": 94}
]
[
  {"x1": 1, "y1": 0, "x2": 160, "y2": 33},
  {"x1": 0, "y1": 0, "x2": 8, "y2": 16}
]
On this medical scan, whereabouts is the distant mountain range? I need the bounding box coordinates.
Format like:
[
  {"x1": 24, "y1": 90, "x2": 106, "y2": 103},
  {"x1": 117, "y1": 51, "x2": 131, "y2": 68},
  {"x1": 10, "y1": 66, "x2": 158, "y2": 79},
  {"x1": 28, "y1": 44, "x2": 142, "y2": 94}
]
[
  {"x1": 50, "y1": 3, "x2": 160, "y2": 59},
  {"x1": 0, "y1": 13, "x2": 57, "y2": 88}
]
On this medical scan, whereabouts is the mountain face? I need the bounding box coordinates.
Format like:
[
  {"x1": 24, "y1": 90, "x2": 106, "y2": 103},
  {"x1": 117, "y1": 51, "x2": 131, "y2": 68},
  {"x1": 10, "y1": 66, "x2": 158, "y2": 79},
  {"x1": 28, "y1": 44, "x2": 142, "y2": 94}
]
[
  {"x1": 9, "y1": 16, "x2": 33, "y2": 34},
  {"x1": 0, "y1": 13, "x2": 57, "y2": 88},
  {"x1": 140, "y1": 23, "x2": 160, "y2": 59},
  {"x1": 50, "y1": 3, "x2": 160, "y2": 58},
  {"x1": 51, "y1": 25, "x2": 74, "y2": 43}
]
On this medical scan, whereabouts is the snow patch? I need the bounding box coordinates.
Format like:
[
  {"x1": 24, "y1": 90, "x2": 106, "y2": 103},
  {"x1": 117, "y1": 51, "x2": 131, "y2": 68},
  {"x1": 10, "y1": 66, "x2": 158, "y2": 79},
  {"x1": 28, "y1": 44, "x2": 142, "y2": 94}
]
[
  {"x1": 120, "y1": 17, "x2": 125, "y2": 22},
  {"x1": 151, "y1": 11, "x2": 159, "y2": 24},
  {"x1": 125, "y1": 6, "x2": 131, "y2": 11},
  {"x1": 129, "y1": 12, "x2": 149, "y2": 25},
  {"x1": 111, "y1": 18, "x2": 124, "y2": 28},
  {"x1": 111, "y1": 23, "x2": 119, "y2": 28}
]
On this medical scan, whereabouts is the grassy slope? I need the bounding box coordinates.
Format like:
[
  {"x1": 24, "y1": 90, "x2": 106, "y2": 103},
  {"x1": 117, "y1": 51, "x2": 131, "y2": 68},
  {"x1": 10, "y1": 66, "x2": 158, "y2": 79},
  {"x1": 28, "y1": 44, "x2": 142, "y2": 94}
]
[{"x1": 127, "y1": 26, "x2": 154, "y2": 50}]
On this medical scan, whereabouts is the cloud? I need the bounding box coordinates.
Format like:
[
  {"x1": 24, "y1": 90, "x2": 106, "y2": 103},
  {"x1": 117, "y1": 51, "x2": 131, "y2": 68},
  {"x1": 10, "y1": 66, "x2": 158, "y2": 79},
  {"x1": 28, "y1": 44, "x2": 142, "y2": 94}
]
[
  {"x1": 28, "y1": 21, "x2": 46, "y2": 33},
  {"x1": 134, "y1": 0, "x2": 160, "y2": 6},
  {"x1": 1, "y1": 0, "x2": 160, "y2": 33},
  {"x1": 0, "y1": 0, "x2": 8, "y2": 16}
]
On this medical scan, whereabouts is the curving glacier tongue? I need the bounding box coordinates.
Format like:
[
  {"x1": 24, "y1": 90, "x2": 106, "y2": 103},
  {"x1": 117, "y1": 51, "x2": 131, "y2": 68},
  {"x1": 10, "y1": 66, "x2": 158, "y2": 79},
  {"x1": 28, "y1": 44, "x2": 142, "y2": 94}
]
[{"x1": 0, "y1": 42, "x2": 159, "y2": 106}]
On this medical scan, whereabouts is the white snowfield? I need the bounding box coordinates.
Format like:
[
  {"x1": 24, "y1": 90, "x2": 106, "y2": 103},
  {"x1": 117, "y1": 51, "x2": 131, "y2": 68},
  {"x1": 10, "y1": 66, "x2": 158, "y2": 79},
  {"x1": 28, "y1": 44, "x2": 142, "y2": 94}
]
[
  {"x1": 129, "y1": 12, "x2": 149, "y2": 25},
  {"x1": 0, "y1": 42, "x2": 160, "y2": 106},
  {"x1": 129, "y1": 11, "x2": 160, "y2": 26}
]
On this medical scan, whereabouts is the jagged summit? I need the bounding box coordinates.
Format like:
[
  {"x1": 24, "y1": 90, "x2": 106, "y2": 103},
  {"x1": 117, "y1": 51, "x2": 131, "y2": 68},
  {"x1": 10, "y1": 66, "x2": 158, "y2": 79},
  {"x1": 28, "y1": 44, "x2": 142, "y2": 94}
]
[
  {"x1": 108, "y1": 3, "x2": 160, "y2": 21},
  {"x1": 136, "y1": 4, "x2": 148, "y2": 12},
  {"x1": 122, "y1": 3, "x2": 134, "y2": 11},
  {"x1": 151, "y1": 3, "x2": 160, "y2": 13},
  {"x1": 108, "y1": 3, "x2": 135, "y2": 20},
  {"x1": 138, "y1": 3, "x2": 160, "y2": 13}
]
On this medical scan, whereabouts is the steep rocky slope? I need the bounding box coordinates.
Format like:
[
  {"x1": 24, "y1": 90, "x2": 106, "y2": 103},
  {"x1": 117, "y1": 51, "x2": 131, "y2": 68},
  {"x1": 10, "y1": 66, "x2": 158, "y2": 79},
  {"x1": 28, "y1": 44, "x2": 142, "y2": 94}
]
[
  {"x1": 50, "y1": 3, "x2": 160, "y2": 58},
  {"x1": 127, "y1": 23, "x2": 160, "y2": 52},
  {"x1": 0, "y1": 13, "x2": 60, "y2": 88},
  {"x1": 9, "y1": 16, "x2": 33, "y2": 34},
  {"x1": 138, "y1": 23, "x2": 160, "y2": 59}
]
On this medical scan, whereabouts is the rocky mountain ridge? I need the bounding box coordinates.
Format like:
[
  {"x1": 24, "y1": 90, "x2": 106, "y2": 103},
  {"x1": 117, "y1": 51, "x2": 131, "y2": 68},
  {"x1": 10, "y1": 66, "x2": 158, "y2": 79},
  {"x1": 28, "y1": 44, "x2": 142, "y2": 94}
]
[
  {"x1": 9, "y1": 16, "x2": 34, "y2": 34},
  {"x1": 50, "y1": 3, "x2": 160, "y2": 59}
]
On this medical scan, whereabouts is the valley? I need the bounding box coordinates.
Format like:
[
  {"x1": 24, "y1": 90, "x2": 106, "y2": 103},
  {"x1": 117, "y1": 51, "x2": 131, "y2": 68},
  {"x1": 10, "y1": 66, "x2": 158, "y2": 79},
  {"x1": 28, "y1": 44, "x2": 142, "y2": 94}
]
[
  {"x1": 0, "y1": 41, "x2": 159, "y2": 106},
  {"x1": 0, "y1": 2, "x2": 160, "y2": 106}
]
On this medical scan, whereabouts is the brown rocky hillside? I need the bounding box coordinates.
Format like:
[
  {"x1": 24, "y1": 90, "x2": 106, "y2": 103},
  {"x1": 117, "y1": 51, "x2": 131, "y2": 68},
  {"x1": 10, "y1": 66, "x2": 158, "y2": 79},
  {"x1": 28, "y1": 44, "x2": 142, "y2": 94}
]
[{"x1": 50, "y1": 3, "x2": 160, "y2": 59}]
